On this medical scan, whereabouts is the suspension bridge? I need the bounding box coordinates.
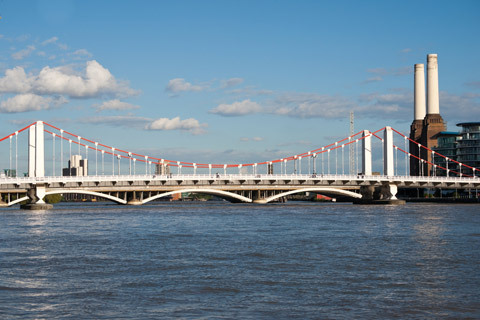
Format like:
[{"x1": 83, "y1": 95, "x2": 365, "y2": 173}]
[{"x1": 0, "y1": 121, "x2": 479, "y2": 208}]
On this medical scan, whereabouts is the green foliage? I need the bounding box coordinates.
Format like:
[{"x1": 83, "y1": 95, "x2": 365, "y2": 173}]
[
  {"x1": 192, "y1": 193, "x2": 213, "y2": 200},
  {"x1": 44, "y1": 194, "x2": 63, "y2": 204}
]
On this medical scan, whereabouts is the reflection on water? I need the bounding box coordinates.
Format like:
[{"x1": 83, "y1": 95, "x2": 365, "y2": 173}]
[
  {"x1": 0, "y1": 202, "x2": 479, "y2": 319},
  {"x1": 25, "y1": 210, "x2": 49, "y2": 235},
  {"x1": 412, "y1": 208, "x2": 449, "y2": 313}
]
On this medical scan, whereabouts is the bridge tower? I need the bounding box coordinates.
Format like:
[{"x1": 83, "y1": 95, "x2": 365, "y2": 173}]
[
  {"x1": 28, "y1": 121, "x2": 45, "y2": 178},
  {"x1": 361, "y1": 130, "x2": 372, "y2": 175},
  {"x1": 23, "y1": 121, "x2": 51, "y2": 209}
]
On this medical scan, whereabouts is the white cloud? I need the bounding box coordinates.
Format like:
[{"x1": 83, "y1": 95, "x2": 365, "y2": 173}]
[
  {"x1": 79, "y1": 115, "x2": 152, "y2": 128},
  {"x1": 221, "y1": 77, "x2": 244, "y2": 88},
  {"x1": 71, "y1": 49, "x2": 93, "y2": 58},
  {"x1": 367, "y1": 68, "x2": 388, "y2": 76},
  {"x1": 362, "y1": 76, "x2": 383, "y2": 84},
  {"x1": 357, "y1": 90, "x2": 480, "y2": 122},
  {"x1": 41, "y1": 37, "x2": 58, "y2": 46},
  {"x1": 35, "y1": 60, "x2": 136, "y2": 98},
  {"x1": 367, "y1": 66, "x2": 412, "y2": 77},
  {"x1": 12, "y1": 45, "x2": 36, "y2": 60},
  {"x1": 393, "y1": 66, "x2": 412, "y2": 76},
  {"x1": 95, "y1": 99, "x2": 140, "y2": 112},
  {"x1": 356, "y1": 90, "x2": 412, "y2": 119},
  {"x1": 439, "y1": 91, "x2": 480, "y2": 120},
  {"x1": 0, "y1": 66, "x2": 32, "y2": 93},
  {"x1": 166, "y1": 78, "x2": 205, "y2": 93},
  {"x1": 0, "y1": 93, "x2": 67, "y2": 113},
  {"x1": 0, "y1": 60, "x2": 139, "y2": 98},
  {"x1": 240, "y1": 136, "x2": 263, "y2": 142},
  {"x1": 209, "y1": 99, "x2": 262, "y2": 116},
  {"x1": 466, "y1": 81, "x2": 480, "y2": 89},
  {"x1": 16, "y1": 34, "x2": 30, "y2": 42},
  {"x1": 228, "y1": 86, "x2": 274, "y2": 96},
  {"x1": 270, "y1": 93, "x2": 354, "y2": 119},
  {"x1": 401, "y1": 48, "x2": 412, "y2": 53},
  {"x1": 145, "y1": 117, "x2": 207, "y2": 134}
]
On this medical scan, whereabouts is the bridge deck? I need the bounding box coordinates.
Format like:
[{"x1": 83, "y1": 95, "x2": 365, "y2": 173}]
[{"x1": 1, "y1": 174, "x2": 479, "y2": 191}]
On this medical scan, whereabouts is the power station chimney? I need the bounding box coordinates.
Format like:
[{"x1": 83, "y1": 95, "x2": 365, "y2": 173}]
[
  {"x1": 414, "y1": 64, "x2": 426, "y2": 120},
  {"x1": 410, "y1": 54, "x2": 446, "y2": 177},
  {"x1": 426, "y1": 54, "x2": 440, "y2": 115}
]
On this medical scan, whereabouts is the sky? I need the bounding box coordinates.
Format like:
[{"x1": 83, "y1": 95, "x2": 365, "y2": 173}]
[{"x1": 0, "y1": 0, "x2": 479, "y2": 168}]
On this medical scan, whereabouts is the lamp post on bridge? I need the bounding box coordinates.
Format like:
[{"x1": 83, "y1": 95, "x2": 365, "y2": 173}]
[
  {"x1": 112, "y1": 147, "x2": 115, "y2": 175},
  {"x1": 117, "y1": 155, "x2": 121, "y2": 175},
  {"x1": 69, "y1": 140, "x2": 72, "y2": 176},
  {"x1": 308, "y1": 151, "x2": 311, "y2": 174},
  {"x1": 321, "y1": 147, "x2": 324, "y2": 174},
  {"x1": 95, "y1": 142, "x2": 98, "y2": 176},
  {"x1": 101, "y1": 150, "x2": 105, "y2": 175},
  {"x1": 129, "y1": 152, "x2": 132, "y2": 175}
]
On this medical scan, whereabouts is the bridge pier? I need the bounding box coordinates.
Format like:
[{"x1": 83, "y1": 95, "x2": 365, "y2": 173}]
[
  {"x1": 127, "y1": 191, "x2": 143, "y2": 205},
  {"x1": 356, "y1": 184, "x2": 405, "y2": 205},
  {"x1": 20, "y1": 184, "x2": 53, "y2": 210},
  {"x1": 377, "y1": 184, "x2": 406, "y2": 205}
]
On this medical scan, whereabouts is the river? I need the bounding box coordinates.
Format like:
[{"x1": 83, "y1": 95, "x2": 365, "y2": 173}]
[{"x1": 1, "y1": 202, "x2": 479, "y2": 319}]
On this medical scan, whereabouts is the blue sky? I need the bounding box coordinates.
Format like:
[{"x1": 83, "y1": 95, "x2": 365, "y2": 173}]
[{"x1": 0, "y1": 0, "x2": 479, "y2": 167}]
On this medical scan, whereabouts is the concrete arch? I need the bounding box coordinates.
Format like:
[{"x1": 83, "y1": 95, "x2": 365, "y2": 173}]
[
  {"x1": 259, "y1": 187, "x2": 362, "y2": 204},
  {"x1": 45, "y1": 190, "x2": 127, "y2": 204},
  {"x1": 7, "y1": 196, "x2": 30, "y2": 207},
  {"x1": 142, "y1": 188, "x2": 252, "y2": 204}
]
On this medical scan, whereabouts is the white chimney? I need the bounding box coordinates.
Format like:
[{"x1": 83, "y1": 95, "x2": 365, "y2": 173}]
[
  {"x1": 426, "y1": 54, "x2": 439, "y2": 114},
  {"x1": 414, "y1": 63, "x2": 426, "y2": 120}
]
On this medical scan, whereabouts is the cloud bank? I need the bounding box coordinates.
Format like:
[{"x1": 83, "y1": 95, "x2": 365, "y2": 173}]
[
  {"x1": 0, "y1": 93, "x2": 67, "y2": 113},
  {"x1": 0, "y1": 60, "x2": 138, "y2": 99}
]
